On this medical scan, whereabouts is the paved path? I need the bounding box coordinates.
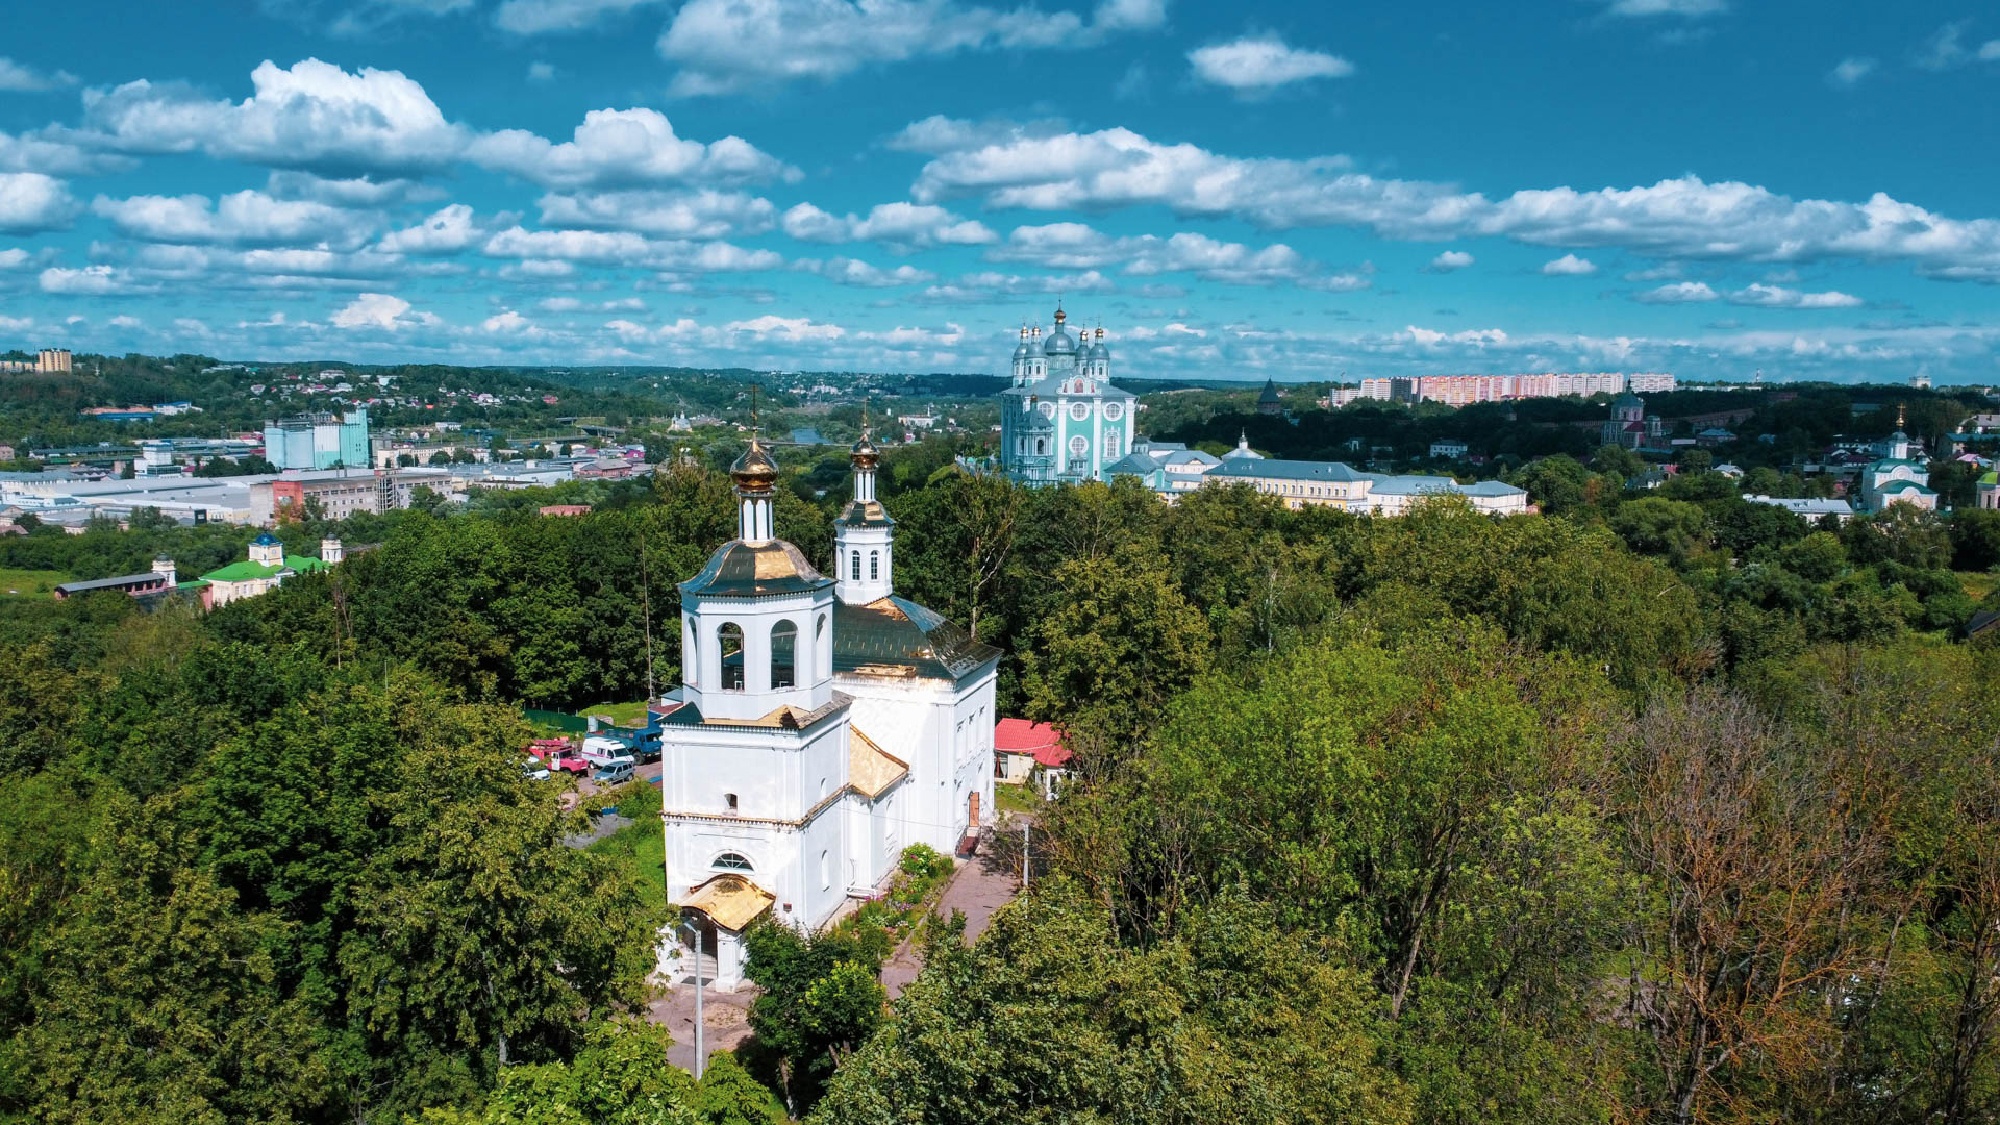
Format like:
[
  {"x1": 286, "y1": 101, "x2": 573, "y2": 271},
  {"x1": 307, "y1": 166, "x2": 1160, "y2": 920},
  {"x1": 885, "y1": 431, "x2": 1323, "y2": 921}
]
[{"x1": 880, "y1": 831, "x2": 1026, "y2": 999}]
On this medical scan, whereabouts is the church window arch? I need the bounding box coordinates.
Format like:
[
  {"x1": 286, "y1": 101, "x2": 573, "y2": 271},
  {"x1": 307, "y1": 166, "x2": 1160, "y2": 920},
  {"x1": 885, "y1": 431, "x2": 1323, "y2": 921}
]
[
  {"x1": 1038, "y1": 401, "x2": 1056, "y2": 419},
  {"x1": 1035, "y1": 438, "x2": 1047, "y2": 456},
  {"x1": 1069, "y1": 402, "x2": 1090, "y2": 421},
  {"x1": 713, "y1": 851, "x2": 753, "y2": 871},
  {"x1": 1068, "y1": 435, "x2": 1088, "y2": 456},
  {"x1": 770, "y1": 620, "x2": 797, "y2": 689},
  {"x1": 869, "y1": 551, "x2": 879, "y2": 581},
  {"x1": 849, "y1": 551, "x2": 860, "y2": 581},
  {"x1": 819, "y1": 850, "x2": 831, "y2": 891},
  {"x1": 717, "y1": 623, "x2": 745, "y2": 690},
  {"x1": 1104, "y1": 402, "x2": 1123, "y2": 421}
]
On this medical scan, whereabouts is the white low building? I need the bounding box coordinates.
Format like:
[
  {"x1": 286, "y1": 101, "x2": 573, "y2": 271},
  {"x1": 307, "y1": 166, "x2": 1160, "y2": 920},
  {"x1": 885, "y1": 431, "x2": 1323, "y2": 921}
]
[{"x1": 658, "y1": 429, "x2": 998, "y2": 990}]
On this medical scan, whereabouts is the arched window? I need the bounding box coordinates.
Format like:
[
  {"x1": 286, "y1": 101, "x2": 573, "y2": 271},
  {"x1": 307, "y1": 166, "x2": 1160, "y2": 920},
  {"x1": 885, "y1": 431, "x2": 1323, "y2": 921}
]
[
  {"x1": 770, "y1": 620, "x2": 797, "y2": 689},
  {"x1": 683, "y1": 620, "x2": 697, "y2": 685},
  {"x1": 718, "y1": 622, "x2": 745, "y2": 691},
  {"x1": 819, "y1": 849, "x2": 831, "y2": 891},
  {"x1": 713, "y1": 851, "x2": 753, "y2": 871},
  {"x1": 1035, "y1": 438, "x2": 1047, "y2": 456},
  {"x1": 849, "y1": 551, "x2": 860, "y2": 581},
  {"x1": 869, "y1": 551, "x2": 879, "y2": 581}
]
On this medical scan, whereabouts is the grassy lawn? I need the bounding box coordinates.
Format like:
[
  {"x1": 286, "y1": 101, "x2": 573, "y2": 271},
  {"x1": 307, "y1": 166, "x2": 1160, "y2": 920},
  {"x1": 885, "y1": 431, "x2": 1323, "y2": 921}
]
[
  {"x1": 995, "y1": 782, "x2": 1044, "y2": 816},
  {"x1": 0, "y1": 568, "x2": 69, "y2": 597},
  {"x1": 579, "y1": 699, "x2": 650, "y2": 727},
  {"x1": 1960, "y1": 571, "x2": 1998, "y2": 603},
  {"x1": 589, "y1": 816, "x2": 668, "y2": 915}
]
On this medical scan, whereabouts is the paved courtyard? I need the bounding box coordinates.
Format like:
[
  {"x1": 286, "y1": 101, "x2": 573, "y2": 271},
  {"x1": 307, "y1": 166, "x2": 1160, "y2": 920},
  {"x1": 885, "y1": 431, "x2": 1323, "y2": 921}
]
[{"x1": 881, "y1": 831, "x2": 1026, "y2": 999}]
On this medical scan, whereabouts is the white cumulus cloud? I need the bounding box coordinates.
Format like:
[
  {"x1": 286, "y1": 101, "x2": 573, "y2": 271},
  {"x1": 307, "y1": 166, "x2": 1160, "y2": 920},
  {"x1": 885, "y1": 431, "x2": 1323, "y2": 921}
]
[
  {"x1": 538, "y1": 189, "x2": 777, "y2": 238},
  {"x1": 1429, "y1": 250, "x2": 1474, "y2": 271},
  {"x1": 782, "y1": 201, "x2": 996, "y2": 249},
  {"x1": 1727, "y1": 282, "x2": 1863, "y2": 308},
  {"x1": 906, "y1": 120, "x2": 2000, "y2": 282},
  {"x1": 468, "y1": 107, "x2": 793, "y2": 190},
  {"x1": 1828, "y1": 57, "x2": 1876, "y2": 87},
  {"x1": 40, "y1": 265, "x2": 155, "y2": 295},
  {"x1": 1542, "y1": 253, "x2": 1596, "y2": 275},
  {"x1": 0, "y1": 173, "x2": 78, "y2": 233},
  {"x1": 1636, "y1": 280, "x2": 1719, "y2": 303},
  {"x1": 658, "y1": 0, "x2": 1169, "y2": 96},
  {"x1": 92, "y1": 190, "x2": 375, "y2": 247},
  {"x1": 376, "y1": 204, "x2": 483, "y2": 254},
  {"x1": 332, "y1": 292, "x2": 437, "y2": 329},
  {"x1": 0, "y1": 58, "x2": 79, "y2": 93},
  {"x1": 1597, "y1": 0, "x2": 1725, "y2": 16},
  {"x1": 796, "y1": 257, "x2": 937, "y2": 286},
  {"x1": 1188, "y1": 36, "x2": 1353, "y2": 91},
  {"x1": 497, "y1": 0, "x2": 668, "y2": 33},
  {"x1": 725, "y1": 314, "x2": 846, "y2": 341},
  {"x1": 75, "y1": 59, "x2": 464, "y2": 174}
]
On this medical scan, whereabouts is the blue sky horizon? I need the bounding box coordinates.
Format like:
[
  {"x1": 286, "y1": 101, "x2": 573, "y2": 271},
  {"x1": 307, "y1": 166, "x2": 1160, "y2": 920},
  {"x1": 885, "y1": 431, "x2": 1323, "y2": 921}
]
[{"x1": 2, "y1": 0, "x2": 1998, "y2": 383}]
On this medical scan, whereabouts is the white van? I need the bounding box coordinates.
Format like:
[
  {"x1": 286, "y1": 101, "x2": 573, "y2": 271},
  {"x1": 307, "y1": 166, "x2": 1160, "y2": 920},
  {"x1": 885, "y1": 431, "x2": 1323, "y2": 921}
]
[{"x1": 580, "y1": 736, "x2": 635, "y2": 768}]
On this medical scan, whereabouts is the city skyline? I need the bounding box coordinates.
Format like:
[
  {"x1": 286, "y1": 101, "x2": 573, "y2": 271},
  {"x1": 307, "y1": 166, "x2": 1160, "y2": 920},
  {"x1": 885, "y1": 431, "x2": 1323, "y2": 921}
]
[{"x1": 2, "y1": 1, "x2": 1999, "y2": 382}]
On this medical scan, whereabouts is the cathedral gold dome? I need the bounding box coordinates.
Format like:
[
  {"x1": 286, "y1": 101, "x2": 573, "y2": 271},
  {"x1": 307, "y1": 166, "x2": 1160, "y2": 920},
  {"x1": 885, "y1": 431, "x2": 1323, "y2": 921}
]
[{"x1": 730, "y1": 439, "x2": 778, "y2": 492}]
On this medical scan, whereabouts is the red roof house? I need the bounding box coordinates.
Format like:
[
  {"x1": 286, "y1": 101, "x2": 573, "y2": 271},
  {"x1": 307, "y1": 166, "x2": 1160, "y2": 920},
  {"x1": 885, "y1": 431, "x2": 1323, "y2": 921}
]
[{"x1": 995, "y1": 718, "x2": 1071, "y2": 783}]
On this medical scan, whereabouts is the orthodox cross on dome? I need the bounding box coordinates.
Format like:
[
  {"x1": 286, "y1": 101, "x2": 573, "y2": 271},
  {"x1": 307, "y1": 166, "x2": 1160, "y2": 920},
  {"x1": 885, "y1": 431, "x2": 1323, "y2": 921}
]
[{"x1": 1896, "y1": 402, "x2": 1906, "y2": 430}]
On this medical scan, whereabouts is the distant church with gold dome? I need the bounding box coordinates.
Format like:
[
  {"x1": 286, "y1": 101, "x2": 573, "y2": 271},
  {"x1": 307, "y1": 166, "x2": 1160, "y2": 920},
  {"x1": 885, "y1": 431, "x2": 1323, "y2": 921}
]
[
  {"x1": 998, "y1": 306, "x2": 1138, "y2": 484},
  {"x1": 656, "y1": 425, "x2": 1000, "y2": 990}
]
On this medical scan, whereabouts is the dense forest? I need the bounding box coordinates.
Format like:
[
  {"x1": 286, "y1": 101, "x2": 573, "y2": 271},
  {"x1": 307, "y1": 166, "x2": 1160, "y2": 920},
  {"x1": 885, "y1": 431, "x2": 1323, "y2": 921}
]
[{"x1": 1, "y1": 431, "x2": 1997, "y2": 1122}]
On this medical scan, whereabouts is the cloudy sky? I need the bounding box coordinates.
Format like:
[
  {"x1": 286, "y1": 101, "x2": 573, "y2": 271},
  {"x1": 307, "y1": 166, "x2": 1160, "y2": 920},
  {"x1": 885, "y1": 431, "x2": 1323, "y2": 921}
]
[{"x1": 2, "y1": 1, "x2": 1998, "y2": 382}]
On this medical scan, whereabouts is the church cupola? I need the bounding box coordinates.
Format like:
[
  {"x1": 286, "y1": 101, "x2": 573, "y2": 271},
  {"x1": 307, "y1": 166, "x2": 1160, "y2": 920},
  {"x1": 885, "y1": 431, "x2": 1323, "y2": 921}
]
[
  {"x1": 731, "y1": 437, "x2": 778, "y2": 544},
  {"x1": 678, "y1": 438, "x2": 836, "y2": 721},
  {"x1": 834, "y1": 413, "x2": 896, "y2": 605}
]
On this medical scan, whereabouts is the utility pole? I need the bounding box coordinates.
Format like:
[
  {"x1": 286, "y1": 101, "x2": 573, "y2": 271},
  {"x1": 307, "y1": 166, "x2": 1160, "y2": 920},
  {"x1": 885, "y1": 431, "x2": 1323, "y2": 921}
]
[
  {"x1": 679, "y1": 918, "x2": 705, "y2": 1080},
  {"x1": 1022, "y1": 820, "x2": 1030, "y2": 889}
]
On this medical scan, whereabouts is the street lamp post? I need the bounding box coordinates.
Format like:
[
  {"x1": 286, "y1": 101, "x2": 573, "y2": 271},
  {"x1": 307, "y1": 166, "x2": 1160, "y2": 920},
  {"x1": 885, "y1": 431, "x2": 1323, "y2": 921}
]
[{"x1": 678, "y1": 918, "x2": 705, "y2": 1081}]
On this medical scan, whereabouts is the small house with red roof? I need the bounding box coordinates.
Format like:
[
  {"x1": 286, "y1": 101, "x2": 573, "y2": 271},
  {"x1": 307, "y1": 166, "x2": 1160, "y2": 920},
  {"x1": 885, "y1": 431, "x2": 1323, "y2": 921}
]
[{"x1": 995, "y1": 718, "x2": 1071, "y2": 791}]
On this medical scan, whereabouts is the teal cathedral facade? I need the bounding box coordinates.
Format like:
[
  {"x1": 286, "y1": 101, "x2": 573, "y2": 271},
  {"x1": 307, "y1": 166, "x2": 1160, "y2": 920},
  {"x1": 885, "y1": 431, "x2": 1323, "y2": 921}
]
[{"x1": 997, "y1": 307, "x2": 1137, "y2": 484}]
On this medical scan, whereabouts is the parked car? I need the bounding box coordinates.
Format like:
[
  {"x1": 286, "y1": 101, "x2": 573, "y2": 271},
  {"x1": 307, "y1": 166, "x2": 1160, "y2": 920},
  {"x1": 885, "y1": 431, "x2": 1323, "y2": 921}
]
[
  {"x1": 591, "y1": 760, "x2": 635, "y2": 786},
  {"x1": 521, "y1": 758, "x2": 552, "y2": 781},
  {"x1": 580, "y1": 736, "x2": 636, "y2": 768}
]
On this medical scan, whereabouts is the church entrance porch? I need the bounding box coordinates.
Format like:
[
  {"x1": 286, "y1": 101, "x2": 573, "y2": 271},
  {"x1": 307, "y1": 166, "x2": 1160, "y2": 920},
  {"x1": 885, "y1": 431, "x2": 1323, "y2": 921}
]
[{"x1": 657, "y1": 873, "x2": 774, "y2": 993}]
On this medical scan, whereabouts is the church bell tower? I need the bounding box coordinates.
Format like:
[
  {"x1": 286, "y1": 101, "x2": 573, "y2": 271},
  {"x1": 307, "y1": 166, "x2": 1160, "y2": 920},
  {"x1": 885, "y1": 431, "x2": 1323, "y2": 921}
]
[{"x1": 833, "y1": 416, "x2": 895, "y2": 605}]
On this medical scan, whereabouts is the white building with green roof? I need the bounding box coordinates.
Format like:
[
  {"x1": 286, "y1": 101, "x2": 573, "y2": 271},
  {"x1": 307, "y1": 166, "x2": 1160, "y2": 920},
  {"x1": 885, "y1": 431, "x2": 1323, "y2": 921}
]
[
  {"x1": 1858, "y1": 428, "x2": 1937, "y2": 513},
  {"x1": 192, "y1": 532, "x2": 338, "y2": 608}
]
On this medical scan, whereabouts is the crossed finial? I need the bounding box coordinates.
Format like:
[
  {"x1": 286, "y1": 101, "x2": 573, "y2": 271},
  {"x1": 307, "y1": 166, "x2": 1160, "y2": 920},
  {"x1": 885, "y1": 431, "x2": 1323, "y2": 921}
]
[
  {"x1": 861, "y1": 395, "x2": 872, "y2": 439},
  {"x1": 749, "y1": 384, "x2": 762, "y2": 446}
]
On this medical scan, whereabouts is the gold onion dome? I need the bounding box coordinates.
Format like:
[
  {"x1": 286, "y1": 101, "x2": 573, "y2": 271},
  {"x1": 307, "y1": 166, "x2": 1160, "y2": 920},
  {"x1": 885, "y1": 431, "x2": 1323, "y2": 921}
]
[
  {"x1": 729, "y1": 439, "x2": 778, "y2": 492},
  {"x1": 850, "y1": 431, "x2": 880, "y2": 469}
]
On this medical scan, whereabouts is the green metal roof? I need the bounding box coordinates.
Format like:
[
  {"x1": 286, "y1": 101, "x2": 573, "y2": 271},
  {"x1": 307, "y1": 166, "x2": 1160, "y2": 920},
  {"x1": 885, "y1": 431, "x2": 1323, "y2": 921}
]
[
  {"x1": 679, "y1": 540, "x2": 831, "y2": 599},
  {"x1": 833, "y1": 596, "x2": 1000, "y2": 682}
]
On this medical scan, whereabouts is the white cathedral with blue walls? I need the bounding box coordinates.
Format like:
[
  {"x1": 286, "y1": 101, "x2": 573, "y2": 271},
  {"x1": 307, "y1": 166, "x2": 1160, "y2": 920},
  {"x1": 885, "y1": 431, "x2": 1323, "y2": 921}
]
[
  {"x1": 655, "y1": 425, "x2": 1000, "y2": 991},
  {"x1": 998, "y1": 306, "x2": 1138, "y2": 484}
]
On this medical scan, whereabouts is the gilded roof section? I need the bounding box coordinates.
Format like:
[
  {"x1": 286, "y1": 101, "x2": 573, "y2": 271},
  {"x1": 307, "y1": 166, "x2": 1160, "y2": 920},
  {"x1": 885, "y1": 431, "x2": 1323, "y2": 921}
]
[
  {"x1": 682, "y1": 874, "x2": 774, "y2": 932},
  {"x1": 848, "y1": 727, "x2": 909, "y2": 799},
  {"x1": 832, "y1": 596, "x2": 1000, "y2": 682},
  {"x1": 661, "y1": 694, "x2": 850, "y2": 730},
  {"x1": 835, "y1": 499, "x2": 895, "y2": 527},
  {"x1": 679, "y1": 540, "x2": 831, "y2": 598}
]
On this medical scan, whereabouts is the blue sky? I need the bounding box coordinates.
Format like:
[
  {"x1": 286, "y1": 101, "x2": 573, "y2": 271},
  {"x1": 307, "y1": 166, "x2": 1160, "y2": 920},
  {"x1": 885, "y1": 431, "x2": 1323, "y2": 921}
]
[{"x1": 2, "y1": 0, "x2": 1998, "y2": 382}]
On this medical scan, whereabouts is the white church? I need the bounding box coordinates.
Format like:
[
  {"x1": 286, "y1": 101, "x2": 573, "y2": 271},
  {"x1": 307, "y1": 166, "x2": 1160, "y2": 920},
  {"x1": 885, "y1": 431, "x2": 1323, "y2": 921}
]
[{"x1": 656, "y1": 428, "x2": 1000, "y2": 989}]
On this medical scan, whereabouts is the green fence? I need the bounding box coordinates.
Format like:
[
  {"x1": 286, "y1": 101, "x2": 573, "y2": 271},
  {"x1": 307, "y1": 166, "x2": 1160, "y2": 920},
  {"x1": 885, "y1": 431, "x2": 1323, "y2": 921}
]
[{"x1": 523, "y1": 708, "x2": 589, "y2": 733}]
